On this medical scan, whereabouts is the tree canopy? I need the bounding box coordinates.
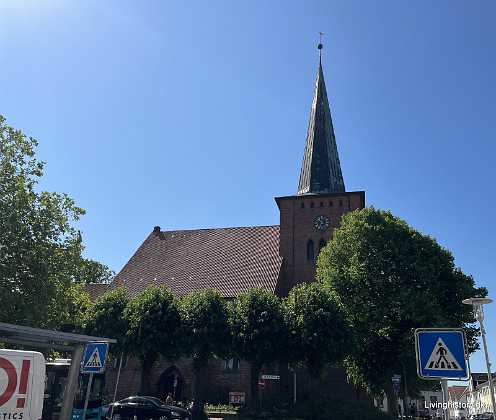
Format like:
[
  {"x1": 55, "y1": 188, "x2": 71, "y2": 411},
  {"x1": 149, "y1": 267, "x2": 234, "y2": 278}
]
[
  {"x1": 180, "y1": 289, "x2": 229, "y2": 418},
  {"x1": 124, "y1": 285, "x2": 182, "y2": 393},
  {"x1": 317, "y1": 207, "x2": 486, "y2": 414},
  {"x1": 75, "y1": 258, "x2": 115, "y2": 284},
  {"x1": 229, "y1": 288, "x2": 287, "y2": 409},
  {"x1": 180, "y1": 288, "x2": 230, "y2": 367},
  {"x1": 85, "y1": 287, "x2": 130, "y2": 355},
  {"x1": 284, "y1": 282, "x2": 350, "y2": 377},
  {"x1": 0, "y1": 115, "x2": 110, "y2": 329}
]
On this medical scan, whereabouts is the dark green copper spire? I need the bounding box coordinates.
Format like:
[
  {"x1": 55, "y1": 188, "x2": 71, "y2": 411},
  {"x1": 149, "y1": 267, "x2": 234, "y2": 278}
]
[{"x1": 297, "y1": 43, "x2": 345, "y2": 195}]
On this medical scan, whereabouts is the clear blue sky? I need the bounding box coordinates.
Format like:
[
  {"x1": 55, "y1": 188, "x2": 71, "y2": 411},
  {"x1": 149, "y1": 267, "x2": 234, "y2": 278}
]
[{"x1": 1, "y1": 1, "x2": 495, "y2": 376}]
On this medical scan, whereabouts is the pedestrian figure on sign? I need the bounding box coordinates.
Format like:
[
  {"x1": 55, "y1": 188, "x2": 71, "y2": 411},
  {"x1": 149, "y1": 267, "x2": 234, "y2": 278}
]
[{"x1": 435, "y1": 342, "x2": 449, "y2": 368}]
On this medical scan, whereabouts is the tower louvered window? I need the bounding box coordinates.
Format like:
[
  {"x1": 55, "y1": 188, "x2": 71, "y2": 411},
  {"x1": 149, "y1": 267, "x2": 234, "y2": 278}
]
[{"x1": 307, "y1": 239, "x2": 315, "y2": 262}]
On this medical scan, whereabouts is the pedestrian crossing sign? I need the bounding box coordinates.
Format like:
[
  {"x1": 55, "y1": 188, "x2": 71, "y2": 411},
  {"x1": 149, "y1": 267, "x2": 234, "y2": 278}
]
[
  {"x1": 81, "y1": 342, "x2": 109, "y2": 374},
  {"x1": 415, "y1": 329, "x2": 469, "y2": 380}
]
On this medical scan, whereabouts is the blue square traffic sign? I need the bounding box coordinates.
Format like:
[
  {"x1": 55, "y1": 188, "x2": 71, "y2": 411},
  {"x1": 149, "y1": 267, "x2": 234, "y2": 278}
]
[
  {"x1": 81, "y1": 342, "x2": 109, "y2": 374},
  {"x1": 415, "y1": 329, "x2": 468, "y2": 380}
]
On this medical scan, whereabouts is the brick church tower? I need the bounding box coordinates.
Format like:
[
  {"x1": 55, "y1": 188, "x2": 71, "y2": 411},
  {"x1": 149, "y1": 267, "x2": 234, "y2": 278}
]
[{"x1": 276, "y1": 50, "x2": 365, "y2": 293}]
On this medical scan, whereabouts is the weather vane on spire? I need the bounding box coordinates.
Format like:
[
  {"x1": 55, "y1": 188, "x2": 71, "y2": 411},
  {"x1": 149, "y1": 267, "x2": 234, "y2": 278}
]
[{"x1": 318, "y1": 32, "x2": 324, "y2": 60}]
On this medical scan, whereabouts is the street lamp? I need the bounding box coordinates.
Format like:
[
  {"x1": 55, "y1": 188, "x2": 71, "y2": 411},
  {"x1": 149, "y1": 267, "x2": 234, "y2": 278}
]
[{"x1": 462, "y1": 297, "x2": 495, "y2": 416}]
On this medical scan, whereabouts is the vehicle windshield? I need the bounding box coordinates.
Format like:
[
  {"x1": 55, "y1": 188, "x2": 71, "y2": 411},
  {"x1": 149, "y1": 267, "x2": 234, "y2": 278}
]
[{"x1": 143, "y1": 397, "x2": 166, "y2": 406}]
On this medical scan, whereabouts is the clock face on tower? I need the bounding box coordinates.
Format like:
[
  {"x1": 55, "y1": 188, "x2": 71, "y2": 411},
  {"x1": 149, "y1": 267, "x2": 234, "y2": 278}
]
[{"x1": 313, "y1": 215, "x2": 330, "y2": 231}]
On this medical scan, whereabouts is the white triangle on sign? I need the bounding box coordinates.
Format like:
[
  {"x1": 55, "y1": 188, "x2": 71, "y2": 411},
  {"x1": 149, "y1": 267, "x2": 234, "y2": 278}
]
[
  {"x1": 424, "y1": 337, "x2": 462, "y2": 371},
  {"x1": 85, "y1": 348, "x2": 103, "y2": 369}
]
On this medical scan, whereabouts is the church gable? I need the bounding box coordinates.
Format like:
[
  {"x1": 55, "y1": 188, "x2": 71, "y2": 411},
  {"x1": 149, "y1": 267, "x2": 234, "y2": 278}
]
[{"x1": 110, "y1": 225, "x2": 282, "y2": 298}]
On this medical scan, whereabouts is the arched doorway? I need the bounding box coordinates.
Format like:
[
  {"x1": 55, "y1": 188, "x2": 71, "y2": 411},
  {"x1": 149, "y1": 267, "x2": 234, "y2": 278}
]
[{"x1": 157, "y1": 366, "x2": 183, "y2": 401}]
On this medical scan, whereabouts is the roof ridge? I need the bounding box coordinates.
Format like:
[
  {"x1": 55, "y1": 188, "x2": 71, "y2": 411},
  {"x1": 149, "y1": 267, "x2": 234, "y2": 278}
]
[{"x1": 153, "y1": 224, "x2": 279, "y2": 234}]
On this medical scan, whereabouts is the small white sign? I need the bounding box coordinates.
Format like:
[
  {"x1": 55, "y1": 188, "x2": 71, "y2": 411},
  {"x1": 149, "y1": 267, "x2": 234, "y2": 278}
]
[
  {"x1": 229, "y1": 392, "x2": 245, "y2": 404},
  {"x1": 261, "y1": 374, "x2": 280, "y2": 380}
]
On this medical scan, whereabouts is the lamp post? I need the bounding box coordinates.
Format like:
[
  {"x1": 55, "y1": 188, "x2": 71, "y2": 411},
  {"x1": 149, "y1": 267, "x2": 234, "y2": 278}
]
[
  {"x1": 464, "y1": 333, "x2": 475, "y2": 416},
  {"x1": 462, "y1": 297, "x2": 495, "y2": 416}
]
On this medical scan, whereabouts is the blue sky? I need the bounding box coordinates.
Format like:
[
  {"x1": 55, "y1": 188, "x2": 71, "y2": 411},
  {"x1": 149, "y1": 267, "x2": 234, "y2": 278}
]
[{"x1": 1, "y1": 1, "x2": 495, "y2": 376}]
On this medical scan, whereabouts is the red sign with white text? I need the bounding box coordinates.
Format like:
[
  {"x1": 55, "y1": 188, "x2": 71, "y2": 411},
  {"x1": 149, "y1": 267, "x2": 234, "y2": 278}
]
[{"x1": 0, "y1": 350, "x2": 45, "y2": 420}]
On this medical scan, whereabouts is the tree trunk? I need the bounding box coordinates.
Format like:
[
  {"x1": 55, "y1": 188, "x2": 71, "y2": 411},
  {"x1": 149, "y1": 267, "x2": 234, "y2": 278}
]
[
  {"x1": 250, "y1": 363, "x2": 261, "y2": 412},
  {"x1": 191, "y1": 360, "x2": 208, "y2": 420},
  {"x1": 139, "y1": 357, "x2": 155, "y2": 395},
  {"x1": 308, "y1": 362, "x2": 323, "y2": 400},
  {"x1": 401, "y1": 362, "x2": 410, "y2": 416},
  {"x1": 384, "y1": 379, "x2": 398, "y2": 418}
]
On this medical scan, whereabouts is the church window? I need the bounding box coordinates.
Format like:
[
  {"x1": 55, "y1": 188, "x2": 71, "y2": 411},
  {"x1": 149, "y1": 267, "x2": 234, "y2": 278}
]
[
  {"x1": 319, "y1": 239, "x2": 327, "y2": 252},
  {"x1": 224, "y1": 358, "x2": 240, "y2": 371},
  {"x1": 320, "y1": 202, "x2": 324, "y2": 207},
  {"x1": 310, "y1": 202, "x2": 314, "y2": 208},
  {"x1": 300, "y1": 202, "x2": 305, "y2": 209},
  {"x1": 329, "y1": 201, "x2": 333, "y2": 207},
  {"x1": 307, "y1": 239, "x2": 315, "y2": 262},
  {"x1": 339, "y1": 199, "x2": 343, "y2": 207},
  {"x1": 111, "y1": 354, "x2": 129, "y2": 369}
]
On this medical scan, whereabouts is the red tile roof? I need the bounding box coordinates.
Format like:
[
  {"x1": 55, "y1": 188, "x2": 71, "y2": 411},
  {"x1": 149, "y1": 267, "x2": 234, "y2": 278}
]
[
  {"x1": 84, "y1": 283, "x2": 109, "y2": 302},
  {"x1": 110, "y1": 225, "x2": 282, "y2": 298}
]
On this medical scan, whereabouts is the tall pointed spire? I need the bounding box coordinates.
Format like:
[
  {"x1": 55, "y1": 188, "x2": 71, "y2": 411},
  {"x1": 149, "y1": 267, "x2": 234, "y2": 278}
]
[{"x1": 297, "y1": 41, "x2": 345, "y2": 195}]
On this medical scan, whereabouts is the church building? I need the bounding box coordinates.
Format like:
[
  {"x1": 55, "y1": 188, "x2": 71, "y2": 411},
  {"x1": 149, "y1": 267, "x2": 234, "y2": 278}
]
[{"x1": 104, "y1": 48, "x2": 365, "y2": 404}]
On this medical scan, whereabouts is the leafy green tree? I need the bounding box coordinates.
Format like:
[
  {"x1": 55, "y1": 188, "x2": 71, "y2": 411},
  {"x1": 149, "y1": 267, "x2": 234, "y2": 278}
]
[
  {"x1": 75, "y1": 259, "x2": 115, "y2": 284},
  {"x1": 124, "y1": 285, "x2": 182, "y2": 394},
  {"x1": 229, "y1": 289, "x2": 287, "y2": 410},
  {"x1": 53, "y1": 283, "x2": 93, "y2": 333},
  {"x1": 284, "y1": 282, "x2": 349, "y2": 377},
  {"x1": 0, "y1": 115, "x2": 107, "y2": 328},
  {"x1": 180, "y1": 289, "x2": 229, "y2": 417},
  {"x1": 85, "y1": 288, "x2": 130, "y2": 355},
  {"x1": 317, "y1": 208, "x2": 486, "y2": 416}
]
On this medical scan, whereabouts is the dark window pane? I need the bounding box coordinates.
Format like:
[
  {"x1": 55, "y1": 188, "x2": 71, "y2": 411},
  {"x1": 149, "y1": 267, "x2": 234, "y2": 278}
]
[{"x1": 307, "y1": 239, "x2": 315, "y2": 261}]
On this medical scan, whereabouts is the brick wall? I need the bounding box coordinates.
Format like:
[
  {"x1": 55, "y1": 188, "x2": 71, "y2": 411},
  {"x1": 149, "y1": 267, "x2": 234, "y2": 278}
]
[
  {"x1": 103, "y1": 357, "x2": 368, "y2": 407},
  {"x1": 276, "y1": 191, "x2": 365, "y2": 294},
  {"x1": 104, "y1": 356, "x2": 252, "y2": 404},
  {"x1": 292, "y1": 366, "x2": 367, "y2": 402},
  {"x1": 206, "y1": 359, "x2": 252, "y2": 403}
]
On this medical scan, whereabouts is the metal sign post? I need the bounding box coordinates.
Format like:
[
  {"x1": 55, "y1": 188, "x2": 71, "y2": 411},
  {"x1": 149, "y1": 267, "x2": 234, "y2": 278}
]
[
  {"x1": 441, "y1": 379, "x2": 449, "y2": 420},
  {"x1": 81, "y1": 373, "x2": 94, "y2": 420},
  {"x1": 392, "y1": 374, "x2": 401, "y2": 395},
  {"x1": 293, "y1": 370, "x2": 296, "y2": 405},
  {"x1": 110, "y1": 354, "x2": 124, "y2": 420}
]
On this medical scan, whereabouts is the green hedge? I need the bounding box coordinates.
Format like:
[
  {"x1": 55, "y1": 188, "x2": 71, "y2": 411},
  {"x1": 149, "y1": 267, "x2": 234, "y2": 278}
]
[
  {"x1": 292, "y1": 399, "x2": 393, "y2": 420},
  {"x1": 236, "y1": 399, "x2": 393, "y2": 420}
]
